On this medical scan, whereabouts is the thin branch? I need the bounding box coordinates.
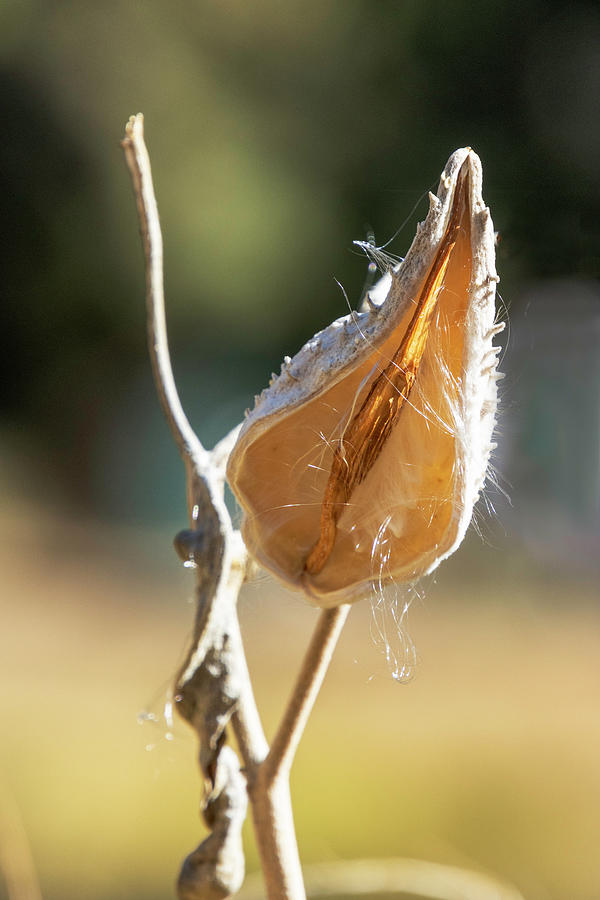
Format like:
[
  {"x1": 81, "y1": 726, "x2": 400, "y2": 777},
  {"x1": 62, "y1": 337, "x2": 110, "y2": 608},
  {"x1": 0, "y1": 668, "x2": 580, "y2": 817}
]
[
  {"x1": 122, "y1": 113, "x2": 350, "y2": 900},
  {"x1": 249, "y1": 778, "x2": 306, "y2": 900},
  {"x1": 229, "y1": 615, "x2": 270, "y2": 771},
  {"x1": 122, "y1": 112, "x2": 271, "y2": 899},
  {"x1": 246, "y1": 605, "x2": 350, "y2": 900},
  {"x1": 121, "y1": 113, "x2": 207, "y2": 472},
  {"x1": 262, "y1": 604, "x2": 351, "y2": 784}
]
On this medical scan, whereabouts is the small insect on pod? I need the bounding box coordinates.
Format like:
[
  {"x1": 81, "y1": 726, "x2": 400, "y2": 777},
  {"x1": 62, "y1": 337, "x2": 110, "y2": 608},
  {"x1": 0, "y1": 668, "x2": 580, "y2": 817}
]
[{"x1": 227, "y1": 148, "x2": 502, "y2": 608}]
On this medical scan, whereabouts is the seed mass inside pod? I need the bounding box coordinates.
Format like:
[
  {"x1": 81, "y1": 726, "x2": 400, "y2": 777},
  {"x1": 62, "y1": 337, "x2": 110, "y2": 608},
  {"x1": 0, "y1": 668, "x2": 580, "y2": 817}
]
[
  {"x1": 304, "y1": 162, "x2": 470, "y2": 578},
  {"x1": 227, "y1": 148, "x2": 500, "y2": 607}
]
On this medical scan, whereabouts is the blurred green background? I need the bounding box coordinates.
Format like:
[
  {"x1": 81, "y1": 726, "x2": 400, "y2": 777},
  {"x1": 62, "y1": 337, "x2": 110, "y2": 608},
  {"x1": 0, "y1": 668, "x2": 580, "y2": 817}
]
[{"x1": 1, "y1": 1, "x2": 599, "y2": 899}]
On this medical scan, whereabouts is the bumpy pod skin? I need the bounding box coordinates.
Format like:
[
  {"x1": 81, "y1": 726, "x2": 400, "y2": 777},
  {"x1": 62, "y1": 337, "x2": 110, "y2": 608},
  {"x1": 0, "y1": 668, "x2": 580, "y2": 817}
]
[{"x1": 226, "y1": 149, "x2": 501, "y2": 608}]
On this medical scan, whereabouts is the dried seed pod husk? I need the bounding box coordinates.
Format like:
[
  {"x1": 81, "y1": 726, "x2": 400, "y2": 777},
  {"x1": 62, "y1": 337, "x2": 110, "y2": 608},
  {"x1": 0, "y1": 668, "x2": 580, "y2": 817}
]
[{"x1": 227, "y1": 148, "x2": 501, "y2": 608}]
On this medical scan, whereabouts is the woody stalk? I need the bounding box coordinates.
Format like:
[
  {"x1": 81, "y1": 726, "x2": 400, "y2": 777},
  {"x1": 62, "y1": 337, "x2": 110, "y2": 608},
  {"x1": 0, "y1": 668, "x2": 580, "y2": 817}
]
[{"x1": 122, "y1": 113, "x2": 349, "y2": 900}]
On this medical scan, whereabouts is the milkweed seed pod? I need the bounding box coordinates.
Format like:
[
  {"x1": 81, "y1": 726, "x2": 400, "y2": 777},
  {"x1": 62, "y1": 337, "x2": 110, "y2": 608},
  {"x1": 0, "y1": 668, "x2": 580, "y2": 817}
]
[{"x1": 227, "y1": 148, "x2": 502, "y2": 608}]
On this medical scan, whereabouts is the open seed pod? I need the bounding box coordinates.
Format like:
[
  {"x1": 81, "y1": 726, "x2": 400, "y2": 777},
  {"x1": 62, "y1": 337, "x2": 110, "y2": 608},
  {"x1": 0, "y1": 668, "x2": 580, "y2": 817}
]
[{"x1": 227, "y1": 148, "x2": 502, "y2": 608}]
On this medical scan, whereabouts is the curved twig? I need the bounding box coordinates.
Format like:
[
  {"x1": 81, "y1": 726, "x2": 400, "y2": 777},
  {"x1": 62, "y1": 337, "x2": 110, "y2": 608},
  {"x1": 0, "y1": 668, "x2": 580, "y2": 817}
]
[
  {"x1": 122, "y1": 114, "x2": 207, "y2": 474},
  {"x1": 122, "y1": 113, "x2": 263, "y2": 899},
  {"x1": 122, "y1": 113, "x2": 350, "y2": 900}
]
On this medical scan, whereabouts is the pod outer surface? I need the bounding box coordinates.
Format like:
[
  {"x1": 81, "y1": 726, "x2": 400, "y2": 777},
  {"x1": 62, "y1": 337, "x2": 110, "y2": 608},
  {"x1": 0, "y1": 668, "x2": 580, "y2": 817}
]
[{"x1": 227, "y1": 149, "x2": 501, "y2": 607}]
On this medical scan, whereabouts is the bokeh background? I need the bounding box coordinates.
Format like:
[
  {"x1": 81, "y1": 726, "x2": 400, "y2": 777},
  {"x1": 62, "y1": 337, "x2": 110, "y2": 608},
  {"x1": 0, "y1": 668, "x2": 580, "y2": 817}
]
[{"x1": 1, "y1": 1, "x2": 599, "y2": 899}]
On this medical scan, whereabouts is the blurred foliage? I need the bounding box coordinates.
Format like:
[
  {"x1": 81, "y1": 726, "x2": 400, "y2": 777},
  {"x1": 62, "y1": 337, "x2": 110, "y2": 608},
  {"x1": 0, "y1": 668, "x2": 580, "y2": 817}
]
[{"x1": 1, "y1": 0, "x2": 599, "y2": 526}]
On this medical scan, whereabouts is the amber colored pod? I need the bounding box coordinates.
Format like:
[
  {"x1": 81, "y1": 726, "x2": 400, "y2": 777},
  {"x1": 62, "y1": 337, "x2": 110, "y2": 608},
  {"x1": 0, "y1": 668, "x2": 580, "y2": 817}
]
[{"x1": 227, "y1": 148, "x2": 502, "y2": 607}]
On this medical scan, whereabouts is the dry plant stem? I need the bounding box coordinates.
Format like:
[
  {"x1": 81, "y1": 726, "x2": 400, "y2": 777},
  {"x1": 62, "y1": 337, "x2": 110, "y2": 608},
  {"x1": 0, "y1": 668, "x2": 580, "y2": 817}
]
[
  {"x1": 248, "y1": 778, "x2": 305, "y2": 900},
  {"x1": 233, "y1": 604, "x2": 351, "y2": 900},
  {"x1": 123, "y1": 114, "x2": 264, "y2": 899},
  {"x1": 263, "y1": 604, "x2": 351, "y2": 782},
  {"x1": 122, "y1": 116, "x2": 206, "y2": 471},
  {"x1": 122, "y1": 114, "x2": 350, "y2": 900},
  {"x1": 245, "y1": 605, "x2": 350, "y2": 900},
  {"x1": 122, "y1": 111, "x2": 267, "y2": 761}
]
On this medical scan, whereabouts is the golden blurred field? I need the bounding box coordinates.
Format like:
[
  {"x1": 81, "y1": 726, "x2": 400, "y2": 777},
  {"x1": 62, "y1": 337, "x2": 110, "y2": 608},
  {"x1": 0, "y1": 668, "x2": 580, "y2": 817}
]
[{"x1": 1, "y1": 499, "x2": 598, "y2": 900}]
